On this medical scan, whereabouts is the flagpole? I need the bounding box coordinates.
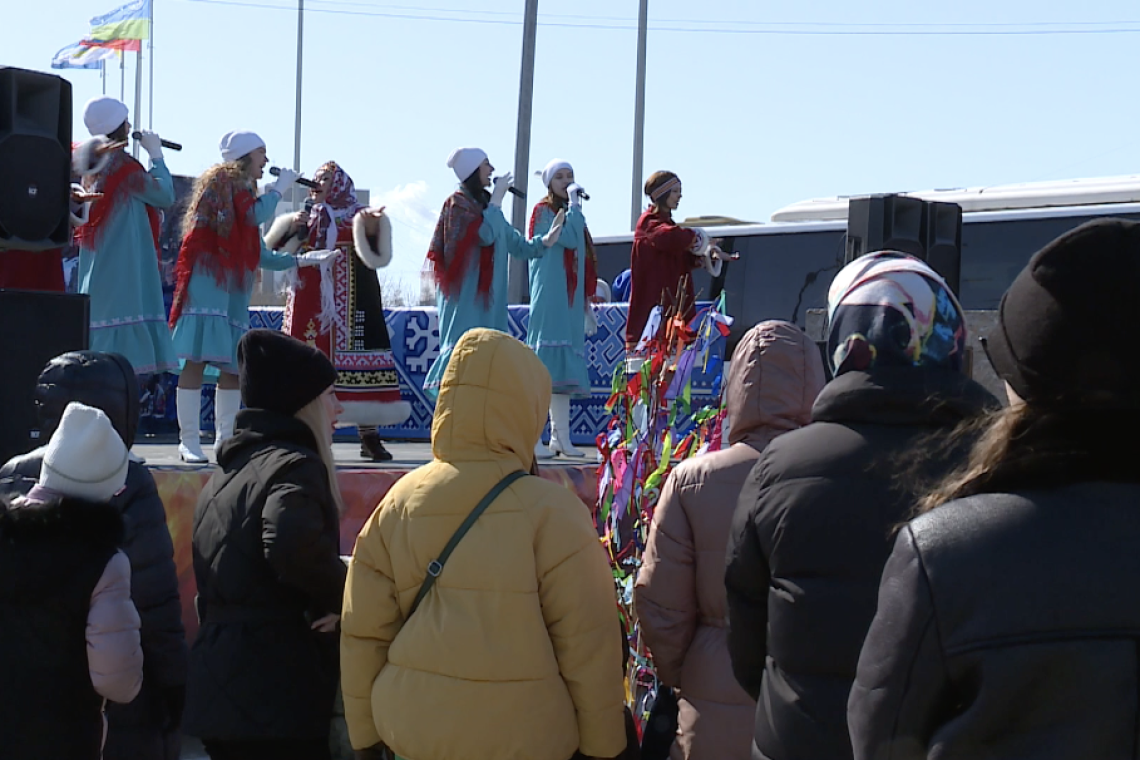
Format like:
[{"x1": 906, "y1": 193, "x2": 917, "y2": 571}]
[
  {"x1": 148, "y1": 0, "x2": 154, "y2": 129},
  {"x1": 102, "y1": 59, "x2": 107, "y2": 95},
  {"x1": 132, "y1": 47, "x2": 143, "y2": 158},
  {"x1": 292, "y1": 0, "x2": 304, "y2": 211},
  {"x1": 120, "y1": 52, "x2": 125, "y2": 101}
]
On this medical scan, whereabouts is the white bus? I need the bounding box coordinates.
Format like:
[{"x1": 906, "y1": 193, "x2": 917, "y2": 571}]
[{"x1": 592, "y1": 175, "x2": 1140, "y2": 353}]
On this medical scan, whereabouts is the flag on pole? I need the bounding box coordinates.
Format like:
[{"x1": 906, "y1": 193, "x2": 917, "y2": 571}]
[
  {"x1": 85, "y1": 37, "x2": 142, "y2": 53},
  {"x1": 89, "y1": 0, "x2": 151, "y2": 42},
  {"x1": 51, "y1": 40, "x2": 120, "y2": 70}
]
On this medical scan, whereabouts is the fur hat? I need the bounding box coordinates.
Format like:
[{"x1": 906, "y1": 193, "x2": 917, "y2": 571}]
[
  {"x1": 219, "y1": 130, "x2": 266, "y2": 162},
  {"x1": 447, "y1": 147, "x2": 488, "y2": 182},
  {"x1": 238, "y1": 329, "x2": 337, "y2": 416},
  {"x1": 32, "y1": 402, "x2": 128, "y2": 503},
  {"x1": 82, "y1": 96, "x2": 128, "y2": 137},
  {"x1": 984, "y1": 218, "x2": 1140, "y2": 406},
  {"x1": 540, "y1": 159, "x2": 572, "y2": 187}
]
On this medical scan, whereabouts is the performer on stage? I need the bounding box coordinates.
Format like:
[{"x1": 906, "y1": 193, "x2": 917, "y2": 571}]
[
  {"x1": 422, "y1": 147, "x2": 566, "y2": 399},
  {"x1": 625, "y1": 171, "x2": 725, "y2": 350},
  {"x1": 526, "y1": 159, "x2": 598, "y2": 459},
  {"x1": 267, "y1": 160, "x2": 411, "y2": 463},
  {"x1": 169, "y1": 130, "x2": 325, "y2": 463},
  {"x1": 72, "y1": 96, "x2": 178, "y2": 375}
]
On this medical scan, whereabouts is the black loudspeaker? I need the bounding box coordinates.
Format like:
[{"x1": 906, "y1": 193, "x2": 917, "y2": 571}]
[
  {"x1": 0, "y1": 290, "x2": 89, "y2": 464},
  {"x1": 845, "y1": 194, "x2": 962, "y2": 295},
  {"x1": 0, "y1": 67, "x2": 73, "y2": 252}
]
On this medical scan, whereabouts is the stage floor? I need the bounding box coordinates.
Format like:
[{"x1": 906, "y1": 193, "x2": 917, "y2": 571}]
[{"x1": 132, "y1": 437, "x2": 600, "y2": 469}]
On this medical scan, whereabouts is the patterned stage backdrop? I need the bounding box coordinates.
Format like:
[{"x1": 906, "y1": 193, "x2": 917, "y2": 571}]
[{"x1": 154, "y1": 303, "x2": 723, "y2": 446}]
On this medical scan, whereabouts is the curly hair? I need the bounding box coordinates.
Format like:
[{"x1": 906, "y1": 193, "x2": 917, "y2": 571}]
[{"x1": 180, "y1": 155, "x2": 257, "y2": 235}]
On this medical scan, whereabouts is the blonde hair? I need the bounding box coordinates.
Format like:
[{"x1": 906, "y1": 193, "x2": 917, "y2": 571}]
[
  {"x1": 180, "y1": 156, "x2": 257, "y2": 236},
  {"x1": 293, "y1": 394, "x2": 347, "y2": 516}
]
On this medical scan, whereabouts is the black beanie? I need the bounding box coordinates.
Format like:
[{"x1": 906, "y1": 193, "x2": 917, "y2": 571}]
[
  {"x1": 237, "y1": 329, "x2": 338, "y2": 415},
  {"x1": 984, "y1": 217, "x2": 1140, "y2": 406}
]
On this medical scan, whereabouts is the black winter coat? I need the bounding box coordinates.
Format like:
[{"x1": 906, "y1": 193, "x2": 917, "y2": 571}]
[
  {"x1": 1, "y1": 457, "x2": 187, "y2": 759},
  {"x1": 183, "y1": 409, "x2": 347, "y2": 741},
  {"x1": 724, "y1": 367, "x2": 996, "y2": 760},
  {"x1": 850, "y1": 481, "x2": 1140, "y2": 760},
  {"x1": 0, "y1": 498, "x2": 124, "y2": 760}
]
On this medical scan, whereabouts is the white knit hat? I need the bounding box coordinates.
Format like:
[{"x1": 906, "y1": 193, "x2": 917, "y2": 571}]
[
  {"x1": 36, "y1": 402, "x2": 128, "y2": 503},
  {"x1": 540, "y1": 158, "x2": 573, "y2": 187},
  {"x1": 219, "y1": 130, "x2": 266, "y2": 162},
  {"x1": 447, "y1": 147, "x2": 488, "y2": 182},
  {"x1": 82, "y1": 96, "x2": 129, "y2": 137}
]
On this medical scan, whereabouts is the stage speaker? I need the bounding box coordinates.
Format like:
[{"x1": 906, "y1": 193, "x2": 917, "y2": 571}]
[
  {"x1": 923, "y1": 200, "x2": 962, "y2": 296},
  {"x1": 0, "y1": 290, "x2": 89, "y2": 464},
  {"x1": 0, "y1": 67, "x2": 73, "y2": 252},
  {"x1": 845, "y1": 194, "x2": 963, "y2": 296},
  {"x1": 845, "y1": 194, "x2": 925, "y2": 262}
]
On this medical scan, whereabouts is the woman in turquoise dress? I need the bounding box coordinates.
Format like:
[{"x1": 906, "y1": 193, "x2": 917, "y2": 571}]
[
  {"x1": 73, "y1": 98, "x2": 177, "y2": 377},
  {"x1": 526, "y1": 159, "x2": 598, "y2": 458},
  {"x1": 168, "y1": 130, "x2": 319, "y2": 463},
  {"x1": 421, "y1": 147, "x2": 566, "y2": 399}
]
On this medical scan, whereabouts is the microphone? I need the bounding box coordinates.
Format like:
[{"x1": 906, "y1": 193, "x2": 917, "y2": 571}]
[
  {"x1": 493, "y1": 176, "x2": 525, "y2": 198},
  {"x1": 269, "y1": 166, "x2": 320, "y2": 190},
  {"x1": 573, "y1": 187, "x2": 591, "y2": 202},
  {"x1": 131, "y1": 131, "x2": 181, "y2": 151}
]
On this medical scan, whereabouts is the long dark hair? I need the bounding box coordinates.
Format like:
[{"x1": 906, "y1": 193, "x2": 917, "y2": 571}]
[
  {"x1": 462, "y1": 170, "x2": 490, "y2": 209},
  {"x1": 916, "y1": 401, "x2": 1140, "y2": 514}
]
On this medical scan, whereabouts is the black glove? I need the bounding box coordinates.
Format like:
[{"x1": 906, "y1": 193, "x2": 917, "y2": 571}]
[{"x1": 163, "y1": 685, "x2": 186, "y2": 732}]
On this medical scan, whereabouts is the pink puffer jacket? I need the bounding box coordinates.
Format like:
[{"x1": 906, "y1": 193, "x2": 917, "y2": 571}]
[
  {"x1": 635, "y1": 320, "x2": 825, "y2": 760},
  {"x1": 88, "y1": 550, "x2": 144, "y2": 722}
]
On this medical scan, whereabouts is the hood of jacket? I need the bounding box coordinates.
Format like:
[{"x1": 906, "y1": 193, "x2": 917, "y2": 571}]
[
  {"x1": 34, "y1": 351, "x2": 139, "y2": 448},
  {"x1": 430, "y1": 328, "x2": 552, "y2": 470},
  {"x1": 726, "y1": 320, "x2": 827, "y2": 449}
]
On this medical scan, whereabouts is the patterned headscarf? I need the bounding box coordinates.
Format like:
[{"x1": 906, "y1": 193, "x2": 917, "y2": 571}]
[
  {"x1": 308, "y1": 161, "x2": 365, "y2": 248},
  {"x1": 826, "y1": 251, "x2": 967, "y2": 376}
]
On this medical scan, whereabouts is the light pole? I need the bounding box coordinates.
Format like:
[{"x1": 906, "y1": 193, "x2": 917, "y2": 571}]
[
  {"x1": 292, "y1": 0, "x2": 304, "y2": 210},
  {"x1": 630, "y1": 0, "x2": 648, "y2": 229},
  {"x1": 507, "y1": 0, "x2": 539, "y2": 304}
]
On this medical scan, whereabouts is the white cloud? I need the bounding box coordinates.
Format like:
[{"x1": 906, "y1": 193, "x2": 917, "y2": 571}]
[{"x1": 369, "y1": 180, "x2": 440, "y2": 298}]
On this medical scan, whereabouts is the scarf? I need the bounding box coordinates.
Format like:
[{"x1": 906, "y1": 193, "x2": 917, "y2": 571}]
[
  {"x1": 75, "y1": 149, "x2": 161, "y2": 257},
  {"x1": 169, "y1": 166, "x2": 261, "y2": 328},
  {"x1": 426, "y1": 189, "x2": 494, "y2": 306},
  {"x1": 827, "y1": 251, "x2": 966, "y2": 376}
]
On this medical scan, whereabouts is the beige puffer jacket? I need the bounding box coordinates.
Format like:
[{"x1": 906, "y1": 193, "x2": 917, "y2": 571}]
[{"x1": 634, "y1": 320, "x2": 825, "y2": 760}]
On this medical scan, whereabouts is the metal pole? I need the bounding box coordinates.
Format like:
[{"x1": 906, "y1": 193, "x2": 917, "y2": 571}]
[
  {"x1": 119, "y1": 52, "x2": 125, "y2": 101},
  {"x1": 630, "y1": 0, "x2": 648, "y2": 230},
  {"x1": 132, "y1": 48, "x2": 143, "y2": 158},
  {"x1": 148, "y1": 0, "x2": 154, "y2": 129},
  {"x1": 292, "y1": 0, "x2": 304, "y2": 211},
  {"x1": 101, "y1": 59, "x2": 106, "y2": 96},
  {"x1": 507, "y1": 0, "x2": 539, "y2": 304}
]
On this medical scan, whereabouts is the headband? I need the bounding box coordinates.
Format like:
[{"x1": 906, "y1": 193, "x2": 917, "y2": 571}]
[{"x1": 650, "y1": 176, "x2": 680, "y2": 202}]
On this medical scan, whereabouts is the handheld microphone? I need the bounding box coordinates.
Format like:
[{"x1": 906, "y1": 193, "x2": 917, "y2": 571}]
[
  {"x1": 573, "y1": 187, "x2": 590, "y2": 201},
  {"x1": 269, "y1": 166, "x2": 320, "y2": 190},
  {"x1": 493, "y1": 176, "x2": 525, "y2": 198},
  {"x1": 131, "y1": 131, "x2": 182, "y2": 151}
]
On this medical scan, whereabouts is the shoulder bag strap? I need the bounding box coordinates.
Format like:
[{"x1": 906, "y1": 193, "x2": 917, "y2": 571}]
[{"x1": 407, "y1": 470, "x2": 529, "y2": 619}]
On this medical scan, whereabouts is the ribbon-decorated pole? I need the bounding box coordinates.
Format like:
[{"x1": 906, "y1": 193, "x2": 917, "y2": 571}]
[{"x1": 595, "y1": 281, "x2": 733, "y2": 737}]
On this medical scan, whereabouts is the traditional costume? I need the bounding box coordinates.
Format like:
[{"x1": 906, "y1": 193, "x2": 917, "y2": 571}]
[
  {"x1": 73, "y1": 96, "x2": 177, "y2": 375},
  {"x1": 169, "y1": 130, "x2": 300, "y2": 462},
  {"x1": 421, "y1": 147, "x2": 553, "y2": 399},
  {"x1": 268, "y1": 161, "x2": 411, "y2": 462},
  {"x1": 526, "y1": 159, "x2": 597, "y2": 457},
  {"x1": 626, "y1": 173, "x2": 721, "y2": 348}
]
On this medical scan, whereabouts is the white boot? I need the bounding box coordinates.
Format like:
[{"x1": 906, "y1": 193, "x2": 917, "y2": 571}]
[
  {"x1": 548, "y1": 394, "x2": 584, "y2": 457},
  {"x1": 177, "y1": 387, "x2": 208, "y2": 464},
  {"x1": 535, "y1": 422, "x2": 556, "y2": 460},
  {"x1": 213, "y1": 388, "x2": 242, "y2": 452}
]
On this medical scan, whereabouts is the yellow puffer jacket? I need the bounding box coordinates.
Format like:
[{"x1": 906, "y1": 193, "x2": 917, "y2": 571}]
[{"x1": 341, "y1": 328, "x2": 627, "y2": 760}]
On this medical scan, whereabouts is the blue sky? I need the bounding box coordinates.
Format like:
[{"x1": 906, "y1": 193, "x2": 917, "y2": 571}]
[{"x1": 10, "y1": 0, "x2": 1140, "y2": 290}]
